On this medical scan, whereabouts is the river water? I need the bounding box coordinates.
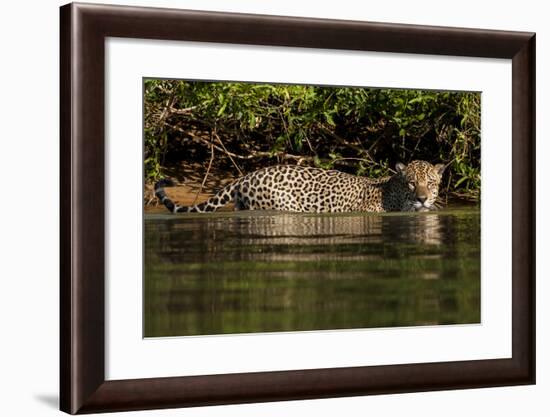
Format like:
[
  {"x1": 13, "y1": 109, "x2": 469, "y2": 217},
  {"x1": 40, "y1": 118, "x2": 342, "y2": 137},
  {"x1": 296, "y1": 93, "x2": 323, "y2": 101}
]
[{"x1": 144, "y1": 206, "x2": 480, "y2": 337}]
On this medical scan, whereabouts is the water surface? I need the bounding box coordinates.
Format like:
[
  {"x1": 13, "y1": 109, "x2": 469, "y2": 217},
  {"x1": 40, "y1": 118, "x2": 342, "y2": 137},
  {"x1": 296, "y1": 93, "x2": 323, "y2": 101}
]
[{"x1": 144, "y1": 207, "x2": 480, "y2": 337}]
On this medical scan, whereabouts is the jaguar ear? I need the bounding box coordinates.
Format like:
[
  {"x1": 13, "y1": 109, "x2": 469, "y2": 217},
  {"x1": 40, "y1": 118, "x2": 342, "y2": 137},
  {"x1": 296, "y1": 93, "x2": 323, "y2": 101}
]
[
  {"x1": 434, "y1": 163, "x2": 446, "y2": 177},
  {"x1": 395, "y1": 162, "x2": 407, "y2": 175}
]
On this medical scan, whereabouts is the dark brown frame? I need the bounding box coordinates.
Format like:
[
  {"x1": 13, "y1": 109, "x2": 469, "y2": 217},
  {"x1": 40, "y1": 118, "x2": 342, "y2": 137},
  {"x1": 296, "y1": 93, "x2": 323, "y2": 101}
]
[{"x1": 60, "y1": 2, "x2": 536, "y2": 414}]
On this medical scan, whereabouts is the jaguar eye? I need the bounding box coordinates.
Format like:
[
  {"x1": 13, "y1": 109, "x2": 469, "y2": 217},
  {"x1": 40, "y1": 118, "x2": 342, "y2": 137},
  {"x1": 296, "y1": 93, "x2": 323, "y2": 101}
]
[{"x1": 408, "y1": 181, "x2": 415, "y2": 190}]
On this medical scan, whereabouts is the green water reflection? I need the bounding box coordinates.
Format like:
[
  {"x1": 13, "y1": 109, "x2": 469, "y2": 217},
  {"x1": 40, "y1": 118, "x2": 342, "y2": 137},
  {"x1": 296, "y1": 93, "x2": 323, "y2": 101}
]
[{"x1": 144, "y1": 207, "x2": 480, "y2": 337}]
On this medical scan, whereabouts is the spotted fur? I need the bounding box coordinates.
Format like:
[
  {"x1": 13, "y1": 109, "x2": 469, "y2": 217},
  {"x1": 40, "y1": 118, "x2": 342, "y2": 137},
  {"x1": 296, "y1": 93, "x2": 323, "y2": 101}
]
[{"x1": 155, "y1": 160, "x2": 445, "y2": 214}]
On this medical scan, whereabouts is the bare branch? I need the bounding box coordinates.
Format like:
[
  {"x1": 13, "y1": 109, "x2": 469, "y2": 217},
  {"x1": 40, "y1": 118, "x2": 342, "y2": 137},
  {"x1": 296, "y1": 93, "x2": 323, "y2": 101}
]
[
  {"x1": 212, "y1": 130, "x2": 244, "y2": 176},
  {"x1": 192, "y1": 141, "x2": 215, "y2": 206}
]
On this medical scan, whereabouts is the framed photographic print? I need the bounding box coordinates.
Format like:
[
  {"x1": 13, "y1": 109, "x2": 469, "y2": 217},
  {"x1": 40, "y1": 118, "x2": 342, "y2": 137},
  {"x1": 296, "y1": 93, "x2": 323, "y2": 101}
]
[{"x1": 60, "y1": 2, "x2": 535, "y2": 414}]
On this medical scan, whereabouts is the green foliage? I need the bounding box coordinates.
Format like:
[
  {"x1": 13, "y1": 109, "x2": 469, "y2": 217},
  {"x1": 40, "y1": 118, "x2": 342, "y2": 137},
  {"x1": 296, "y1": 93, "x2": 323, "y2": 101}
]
[{"x1": 144, "y1": 80, "x2": 481, "y2": 199}]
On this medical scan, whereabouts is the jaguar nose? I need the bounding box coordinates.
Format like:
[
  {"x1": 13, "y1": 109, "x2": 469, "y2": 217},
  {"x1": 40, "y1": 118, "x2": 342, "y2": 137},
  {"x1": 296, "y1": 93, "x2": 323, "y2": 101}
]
[{"x1": 417, "y1": 196, "x2": 427, "y2": 204}]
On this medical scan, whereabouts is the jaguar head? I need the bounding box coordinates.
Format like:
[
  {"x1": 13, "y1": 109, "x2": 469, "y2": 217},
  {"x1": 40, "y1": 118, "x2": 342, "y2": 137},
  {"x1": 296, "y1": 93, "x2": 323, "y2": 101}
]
[{"x1": 396, "y1": 160, "x2": 446, "y2": 211}]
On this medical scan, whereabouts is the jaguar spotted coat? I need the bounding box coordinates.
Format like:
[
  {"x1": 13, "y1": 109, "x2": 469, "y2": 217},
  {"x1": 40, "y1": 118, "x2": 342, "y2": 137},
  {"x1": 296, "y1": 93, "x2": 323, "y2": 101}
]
[{"x1": 155, "y1": 160, "x2": 446, "y2": 213}]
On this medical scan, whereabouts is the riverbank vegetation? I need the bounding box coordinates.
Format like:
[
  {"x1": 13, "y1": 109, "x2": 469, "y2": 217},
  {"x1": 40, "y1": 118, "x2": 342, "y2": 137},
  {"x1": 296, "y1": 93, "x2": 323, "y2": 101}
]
[{"x1": 144, "y1": 80, "x2": 480, "y2": 203}]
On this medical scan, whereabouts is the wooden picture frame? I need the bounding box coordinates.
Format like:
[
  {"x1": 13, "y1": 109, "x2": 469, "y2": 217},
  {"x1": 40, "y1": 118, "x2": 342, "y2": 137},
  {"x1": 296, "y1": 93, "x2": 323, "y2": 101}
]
[{"x1": 60, "y1": 2, "x2": 535, "y2": 414}]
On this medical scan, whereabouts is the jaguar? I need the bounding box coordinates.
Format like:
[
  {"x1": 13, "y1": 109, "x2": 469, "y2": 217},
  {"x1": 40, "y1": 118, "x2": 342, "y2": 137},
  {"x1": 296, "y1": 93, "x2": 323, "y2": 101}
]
[{"x1": 155, "y1": 160, "x2": 446, "y2": 213}]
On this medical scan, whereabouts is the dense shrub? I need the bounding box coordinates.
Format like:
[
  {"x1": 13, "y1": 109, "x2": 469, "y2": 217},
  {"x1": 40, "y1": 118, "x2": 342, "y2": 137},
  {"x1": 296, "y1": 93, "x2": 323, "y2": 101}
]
[{"x1": 144, "y1": 80, "x2": 480, "y2": 200}]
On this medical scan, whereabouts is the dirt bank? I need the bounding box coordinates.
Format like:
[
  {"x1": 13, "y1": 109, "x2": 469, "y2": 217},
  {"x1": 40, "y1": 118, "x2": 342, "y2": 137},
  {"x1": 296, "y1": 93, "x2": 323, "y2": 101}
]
[{"x1": 145, "y1": 183, "x2": 235, "y2": 213}]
